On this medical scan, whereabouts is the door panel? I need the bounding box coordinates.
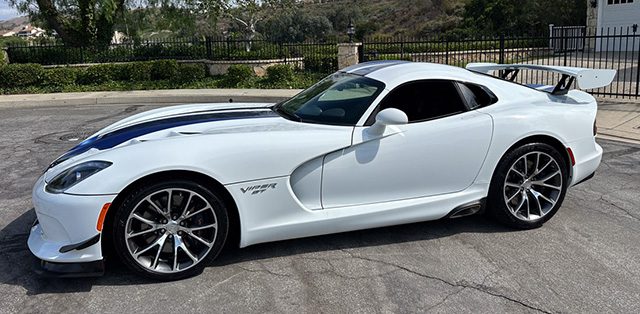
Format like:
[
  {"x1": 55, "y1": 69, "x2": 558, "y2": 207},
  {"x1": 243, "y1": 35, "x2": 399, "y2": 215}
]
[{"x1": 321, "y1": 111, "x2": 493, "y2": 208}]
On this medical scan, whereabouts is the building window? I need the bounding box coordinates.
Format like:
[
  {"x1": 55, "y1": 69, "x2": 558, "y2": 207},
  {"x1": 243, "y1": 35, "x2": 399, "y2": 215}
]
[{"x1": 607, "y1": 0, "x2": 634, "y2": 4}]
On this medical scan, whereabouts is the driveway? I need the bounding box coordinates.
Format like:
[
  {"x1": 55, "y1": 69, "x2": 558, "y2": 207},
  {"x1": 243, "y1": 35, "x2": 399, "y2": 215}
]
[{"x1": 0, "y1": 103, "x2": 639, "y2": 313}]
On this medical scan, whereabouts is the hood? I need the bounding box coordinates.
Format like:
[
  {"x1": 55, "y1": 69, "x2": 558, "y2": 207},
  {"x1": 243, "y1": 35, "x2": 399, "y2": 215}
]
[{"x1": 47, "y1": 103, "x2": 280, "y2": 170}]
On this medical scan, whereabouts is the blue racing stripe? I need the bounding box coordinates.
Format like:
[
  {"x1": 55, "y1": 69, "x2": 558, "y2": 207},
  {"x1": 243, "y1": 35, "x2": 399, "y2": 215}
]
[{"x1": 50, "y1": 109, "x2": 277, "y2": 168}]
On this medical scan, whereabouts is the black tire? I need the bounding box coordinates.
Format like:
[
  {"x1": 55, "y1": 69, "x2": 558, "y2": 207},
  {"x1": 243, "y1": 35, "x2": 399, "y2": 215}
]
[
  {"x1": 487, "y1": 142, "x2": 569, "y2": 229},
  {"x1": 112, "y1": 179, "x2": 229, "y2": 281}
]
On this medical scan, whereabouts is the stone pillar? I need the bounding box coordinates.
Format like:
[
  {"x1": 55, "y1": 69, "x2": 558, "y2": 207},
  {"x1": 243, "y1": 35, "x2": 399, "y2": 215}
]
[
  {"x1": 0, "y1": 48, "x2": 8, "y2": 65},
  {"x1": 586, "y1": 0, "x2": 598, "y2": 50},
  {"x1": 337, "y1": 42, "x2": 362, "y2": 69}
]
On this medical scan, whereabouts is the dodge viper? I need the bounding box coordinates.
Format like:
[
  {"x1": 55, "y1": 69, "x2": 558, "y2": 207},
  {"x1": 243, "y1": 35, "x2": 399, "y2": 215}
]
[{"x1": 28, "y1": 61, "x2": 614, "y2": 280}]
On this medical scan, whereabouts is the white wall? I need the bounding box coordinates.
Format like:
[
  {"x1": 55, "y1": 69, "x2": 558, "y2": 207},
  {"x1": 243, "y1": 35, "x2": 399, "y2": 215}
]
[{"x1": 596, "y1": 0, "x2": 640, "y2": 51}]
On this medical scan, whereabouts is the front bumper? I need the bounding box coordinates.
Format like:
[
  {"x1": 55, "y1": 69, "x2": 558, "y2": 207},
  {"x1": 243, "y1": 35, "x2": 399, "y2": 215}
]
[
  {"x1": 28, "y1": 175, "x2": 116, "y2": 264},
  {"x1": 34, "y1": 257, "x2": 105, "y2": 278}
]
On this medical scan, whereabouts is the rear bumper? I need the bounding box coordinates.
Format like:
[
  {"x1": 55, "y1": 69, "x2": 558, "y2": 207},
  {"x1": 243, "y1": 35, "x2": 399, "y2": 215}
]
[{"x1": 569, "y1": 140, "x2": 602, "y2": 187}]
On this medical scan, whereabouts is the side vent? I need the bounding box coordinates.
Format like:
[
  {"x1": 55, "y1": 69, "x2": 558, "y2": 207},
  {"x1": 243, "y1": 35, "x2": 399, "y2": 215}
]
[{"x1": 447, "y1": 199, "x2": 486, "y2": 219}]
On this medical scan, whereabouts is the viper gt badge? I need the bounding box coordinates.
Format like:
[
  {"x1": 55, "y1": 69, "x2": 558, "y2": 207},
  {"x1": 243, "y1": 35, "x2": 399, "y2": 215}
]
[{"x1": 241, "y1": 183, "x2": 277, "y2": 195}]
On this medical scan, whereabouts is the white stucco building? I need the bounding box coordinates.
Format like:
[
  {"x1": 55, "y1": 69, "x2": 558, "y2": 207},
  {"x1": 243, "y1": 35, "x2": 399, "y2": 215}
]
[{"x1": 586, "y1": 0, "x2": 639, "y2": 51}]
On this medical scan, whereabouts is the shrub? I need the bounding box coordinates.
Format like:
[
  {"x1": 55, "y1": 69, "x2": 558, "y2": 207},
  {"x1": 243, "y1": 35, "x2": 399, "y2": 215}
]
[
  {"x1": 0, "y1": 63, "x2": 45, "y2": 88},
  {"x1": 175, "y1": 63, "x2": 206, "y2": 83},
  {"x1": 43, "y1": 67, "x2": 81, "y2": 86},
  {"x1": 304, "y1": 56, "x2": 337, "y2": 73},
  {"x1": 265, "y1": 64, "x2": 294, "y2": 83},
  {"x1": 127, "y1": 61, "x2": 152, "y2": 81},
  {"x1": 225, "y1": 64, "x2": 255, "y2": 85},
  {"x1": 150, "y1": 59, "x2": 179, "y2": 80},
  {"x1": 77, "y1": 64, "x2": 116, "y2": 84}
]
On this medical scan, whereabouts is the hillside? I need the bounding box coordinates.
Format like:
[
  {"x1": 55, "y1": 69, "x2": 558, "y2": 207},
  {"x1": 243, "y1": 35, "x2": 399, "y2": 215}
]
[
  {"x1": 0, "y1": 16, "x2": 29, "y2": 33},
  {"x1": 298, "y1": 0, "x2": 467, "y2": 38}
]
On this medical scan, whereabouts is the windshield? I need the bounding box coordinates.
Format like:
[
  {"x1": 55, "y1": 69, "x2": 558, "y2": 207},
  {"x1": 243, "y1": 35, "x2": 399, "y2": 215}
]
[{"x1": 273, "y1": 72, "x2": 385, "y2": 126}]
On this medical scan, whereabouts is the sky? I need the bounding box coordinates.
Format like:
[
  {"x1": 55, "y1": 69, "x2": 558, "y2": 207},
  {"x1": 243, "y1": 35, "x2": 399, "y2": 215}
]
[{"x1": 0, "y1": 0, "x2": 21, "y2": 21}]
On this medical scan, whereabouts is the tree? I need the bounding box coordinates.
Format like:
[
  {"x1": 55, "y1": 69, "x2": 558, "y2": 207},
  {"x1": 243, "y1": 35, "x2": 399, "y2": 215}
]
[
  {"x1": 9, "y1": 0, "x2": 127, "y2": 47},
  {"x1": 462, "y1": 0, "x2": 587, "y2": 36},
  {"x1": 188, "y1": 0, "x2": 294, "y2": 50},
  {"x1": 258, "y1": 9, "x2": 332, "y2": 42}
]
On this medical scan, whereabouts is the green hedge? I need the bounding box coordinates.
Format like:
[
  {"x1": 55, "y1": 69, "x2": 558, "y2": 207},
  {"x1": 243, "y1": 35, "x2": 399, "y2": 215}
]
[
  {"x1": 0, "y1": 63, "x2": 45, "y2": 88},
  {"x1": 225, "y1": 64, "x2": 255, "y2": 86},
  {"x1": 151, "y1": 59, "x2": 179, "y2": 80},
  {"x1": 175, "y1": 63, "x2": 206, "y2": 82},
  {"x1": 266, "y1": 64, "x2": 295, "y2": 83},
  {"x1": 0, "y1": 60, "x2": 197, "y2": 88},
  {"x1": 0, "y1": 59, "x2": 322, "y2": 93},
  {"x1": 43, "y1": 67, "x2": 82, "y2": 86}
]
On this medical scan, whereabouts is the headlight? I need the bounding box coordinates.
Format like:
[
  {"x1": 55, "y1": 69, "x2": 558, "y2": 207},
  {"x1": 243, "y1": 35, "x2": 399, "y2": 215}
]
[{"x1": 46, "y1": 161, "x2": 112, "y2": 194}]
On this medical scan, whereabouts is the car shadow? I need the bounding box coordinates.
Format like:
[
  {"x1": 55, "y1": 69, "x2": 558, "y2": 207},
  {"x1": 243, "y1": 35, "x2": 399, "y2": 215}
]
[{"x1": 0, "y1": 207, "x2": 515, "y2": 295}]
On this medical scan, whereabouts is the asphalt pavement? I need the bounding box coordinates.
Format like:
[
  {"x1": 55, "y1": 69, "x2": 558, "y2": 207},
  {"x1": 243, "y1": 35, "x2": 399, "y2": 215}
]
[{"x1": 0, "y1": 102, "x2": 639, "y2": 313}]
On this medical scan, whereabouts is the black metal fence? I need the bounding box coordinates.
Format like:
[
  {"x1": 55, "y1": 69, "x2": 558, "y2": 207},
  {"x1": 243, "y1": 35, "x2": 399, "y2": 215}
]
[
  {"x1": 5, "y1": 27, "x2": 640, "y2": 98},
  {"x1": 6, "y1": 37, "x2": 339, "y2": 72},
  {"x1": 360, "y1": 26, "x2": 640, "y2": 98}
]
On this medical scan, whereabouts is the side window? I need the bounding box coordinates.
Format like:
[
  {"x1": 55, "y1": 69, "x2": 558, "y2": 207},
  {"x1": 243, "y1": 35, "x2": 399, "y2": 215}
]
[
  {"x1": 368, "y1": 80, "x2": 467, "y2": 124},
  {"x1": 457, "y1": 82, "x2": 498, "y2": 109}
]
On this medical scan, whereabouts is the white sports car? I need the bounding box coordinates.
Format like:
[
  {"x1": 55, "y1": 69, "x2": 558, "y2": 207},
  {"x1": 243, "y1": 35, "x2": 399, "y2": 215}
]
[{"x1": 28, "y1": 61, "x2": 614, "y2": 280}]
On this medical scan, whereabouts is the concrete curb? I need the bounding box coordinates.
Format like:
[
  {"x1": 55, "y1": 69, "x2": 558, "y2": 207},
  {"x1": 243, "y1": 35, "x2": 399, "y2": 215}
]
[{"x1": 0, "y1": 89, "x2": 303, "y2": 108}]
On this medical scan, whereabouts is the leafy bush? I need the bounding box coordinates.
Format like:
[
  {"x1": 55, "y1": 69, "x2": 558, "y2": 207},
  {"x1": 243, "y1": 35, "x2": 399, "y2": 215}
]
[
  {"x1": 225, "y1": 64, "x2": 255, "y2": 85},
  {"x1": 127, "y1": 61, "x2": 152, "y2": 81},
  {"x1": 43, "y1": 67, "x2": 82, "y2": 86},
  {"x1": 304, "y1": 56, "x2": 337, "y2": 73},
  {"x1": 0, "y1": 63, "x2": 45, "y2": 88},
  {"x1": 150, "y1": 59, "x2": 179, "y2": 80},
  {"x1": 175, "y1": 63, "x2": 207, "y2": 82},
  {"x1": 265, "y1": 64, "x2": 294, "y2": 83},
  {"x1": 78, "y1": 64, "x2": 116, "y2": 84}
]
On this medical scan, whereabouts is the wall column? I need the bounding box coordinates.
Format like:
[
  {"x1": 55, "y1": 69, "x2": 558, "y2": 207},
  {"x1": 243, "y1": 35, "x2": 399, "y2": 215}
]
[{"x1": 337, "y1": 42, "x2": 362, "y2": 69}]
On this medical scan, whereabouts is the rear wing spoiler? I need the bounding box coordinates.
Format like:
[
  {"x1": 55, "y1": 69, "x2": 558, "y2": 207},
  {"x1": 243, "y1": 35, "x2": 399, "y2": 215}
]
[{"x1": 465, "y1": 63, "x2": 616, "y2": 95}]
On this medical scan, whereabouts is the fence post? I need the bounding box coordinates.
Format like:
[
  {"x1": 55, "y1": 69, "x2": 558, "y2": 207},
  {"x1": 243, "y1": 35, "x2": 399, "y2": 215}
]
[
  {"x1": 499, "y1": 34, "x2": 505, "y2": 64},
  {"x1": 358, "y1": 41, "x2": 365, "y2": 63},
  {"x1": 635, "y1": 25, "x2": 639, "y2": 97},
  {"x1": 563, "y1": 30, "x2": 568, "y2": 66},
  {"x1": 205, "y1": 36, "x2": 212, "y2": 60},
  {"x1": 0, "y1": 47, "x2": 8, "y2": 65},
  {"x1": 445, "y1": 39, "x2": 449, "y2": 65},
  {"x1": 226, "y1": 36, "x2": 231, "y2": 60}
]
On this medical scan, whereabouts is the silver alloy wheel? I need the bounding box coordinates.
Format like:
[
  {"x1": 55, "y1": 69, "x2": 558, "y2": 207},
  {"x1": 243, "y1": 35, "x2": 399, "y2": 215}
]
[
  {"x1": 125, "y1": 188, "x2": 218, "y2": 273},
  {"x1": 503, "y1": 151, "x2": 563, "y2": 221}
]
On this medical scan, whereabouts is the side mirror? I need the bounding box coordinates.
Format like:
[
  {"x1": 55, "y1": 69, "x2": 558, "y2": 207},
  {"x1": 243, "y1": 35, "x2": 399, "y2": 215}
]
[{"x1": 368, "y1": 108, "x2": 408, "y2": 134}]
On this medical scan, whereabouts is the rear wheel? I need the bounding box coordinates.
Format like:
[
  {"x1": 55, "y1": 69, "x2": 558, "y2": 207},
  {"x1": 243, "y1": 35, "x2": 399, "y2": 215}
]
[
  {"x1": 488, "y1": 143, "x2": 568, "y2": 229},
  {"x1": 113, "y1": 180, "x2": 228, "y2": 280}
]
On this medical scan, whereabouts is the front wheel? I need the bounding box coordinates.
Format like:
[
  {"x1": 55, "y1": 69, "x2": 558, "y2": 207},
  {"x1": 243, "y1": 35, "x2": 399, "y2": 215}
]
[
  {"x1": 113, "y1": 180, "x2": 229, "y2": 280},
  {"x1": 487, "y1": 143, "x2": 569, "y2": 229}
]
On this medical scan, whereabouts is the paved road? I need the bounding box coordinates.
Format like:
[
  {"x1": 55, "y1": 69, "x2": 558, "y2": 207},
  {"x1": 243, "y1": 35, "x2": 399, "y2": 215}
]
[{"x1": 0, "y1": 103, "x2": 639, "y2": 313}]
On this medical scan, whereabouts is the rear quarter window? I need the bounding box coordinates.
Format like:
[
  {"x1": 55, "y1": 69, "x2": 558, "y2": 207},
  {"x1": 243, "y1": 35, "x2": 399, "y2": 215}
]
[{"x1": 457, "y1": 83, "x2": 498, "y2": 109}]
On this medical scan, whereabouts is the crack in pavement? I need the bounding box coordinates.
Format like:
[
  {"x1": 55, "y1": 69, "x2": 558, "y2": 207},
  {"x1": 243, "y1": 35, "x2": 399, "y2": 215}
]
[
  {"x1": 425, "y1": 287, "x2": 466, "y2": 312},
  {"x1": 599, "y1": 195, "x2": 640, "y2": 222},
  {"x1": 339, "y1": 249, "x2": 553, "y2": 314}
]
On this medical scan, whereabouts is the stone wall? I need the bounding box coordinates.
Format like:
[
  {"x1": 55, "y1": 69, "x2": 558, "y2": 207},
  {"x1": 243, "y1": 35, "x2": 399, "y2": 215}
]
[
  {"x1": 42, "y1": 58, "x2": 305, "y2": 77},
  {"x1": 181, "y1": 58, "x2": 304, "y2": 76}
]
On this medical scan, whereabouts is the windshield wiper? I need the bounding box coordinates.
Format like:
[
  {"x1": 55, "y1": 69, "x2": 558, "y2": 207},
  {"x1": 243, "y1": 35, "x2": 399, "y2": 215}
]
[{"x1": 272, "y1": 104, "x2": 302, "y2": 122}]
